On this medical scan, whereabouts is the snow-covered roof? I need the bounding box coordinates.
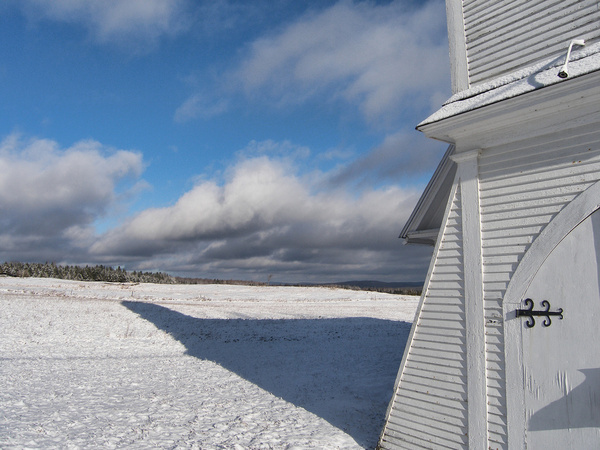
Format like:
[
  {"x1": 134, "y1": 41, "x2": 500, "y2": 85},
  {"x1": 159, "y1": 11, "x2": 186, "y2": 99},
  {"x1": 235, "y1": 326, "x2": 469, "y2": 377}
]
[
  {"x1": 403, "y1": 42, "x2": 600, "y2": 246},
  {"x1": 419, "y1": 42, "x2": 600, "y2": 128}
]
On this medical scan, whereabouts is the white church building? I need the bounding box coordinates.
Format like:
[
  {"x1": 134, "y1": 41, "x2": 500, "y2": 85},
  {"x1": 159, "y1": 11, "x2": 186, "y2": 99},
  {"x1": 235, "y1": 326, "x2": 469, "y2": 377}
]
[{"x1": 379, "y1": 1, "x2": 600, "y2": 448}]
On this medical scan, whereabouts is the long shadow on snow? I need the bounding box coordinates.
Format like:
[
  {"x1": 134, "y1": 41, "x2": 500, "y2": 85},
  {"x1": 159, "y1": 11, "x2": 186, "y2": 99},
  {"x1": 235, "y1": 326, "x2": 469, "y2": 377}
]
[{"x1": 122, "y1": 301, "x2": 411, "y2": 448}]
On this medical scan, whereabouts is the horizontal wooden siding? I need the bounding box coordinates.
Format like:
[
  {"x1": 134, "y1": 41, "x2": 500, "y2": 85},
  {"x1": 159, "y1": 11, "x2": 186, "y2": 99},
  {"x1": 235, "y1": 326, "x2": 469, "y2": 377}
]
[
  {"x1": 462, "y1": 0, "x2": 600, "y2": 86},
  {"x1": 380, "y1": 185, "x2": 468, "y2": 449},
  {"x1": 478, "y1": 122, "x2": 600, "y2": 449}
]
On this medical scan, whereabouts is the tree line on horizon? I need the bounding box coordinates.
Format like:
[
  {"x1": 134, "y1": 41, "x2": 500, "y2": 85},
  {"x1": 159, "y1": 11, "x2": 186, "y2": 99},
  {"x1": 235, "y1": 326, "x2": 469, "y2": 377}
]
[
  {"x1": 0, "y1": 261, "x2": 421, "y2": 295},
  {"x1": 0, "y1": 261, "x2": 271, "y2": 286},
  {"x1": 0, "y1": 261, "x2": 177, "y2": 284}
]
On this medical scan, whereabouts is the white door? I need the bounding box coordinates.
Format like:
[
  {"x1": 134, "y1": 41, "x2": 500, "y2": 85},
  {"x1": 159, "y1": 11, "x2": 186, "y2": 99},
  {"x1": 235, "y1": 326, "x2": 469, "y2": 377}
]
[{"x1": 520, "y1": 209, "x2": 600, "y2": 449}]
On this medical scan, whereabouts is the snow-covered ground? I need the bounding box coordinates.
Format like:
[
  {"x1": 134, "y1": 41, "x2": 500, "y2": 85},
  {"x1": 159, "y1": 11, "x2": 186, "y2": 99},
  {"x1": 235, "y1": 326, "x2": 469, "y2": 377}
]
[{"x1": 0, "y1": 277, "x2": 419, "y2": 449}]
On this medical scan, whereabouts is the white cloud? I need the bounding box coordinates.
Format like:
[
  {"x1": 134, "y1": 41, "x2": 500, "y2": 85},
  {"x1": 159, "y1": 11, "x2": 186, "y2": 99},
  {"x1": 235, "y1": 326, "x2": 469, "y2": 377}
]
[
  {"x1": 19, "y1": 0, "x2": 190, "y2": 48},
  {"x1": 175, "y1": 1, "x2": 449, "y2": 125},
  {"x1": 0, "y1": 134, "x2": 144, "y2": 238},
  {"x1": 174, "y1": 93, "x2": 229, "y2": 123},
  {"x1": 92, "y1": 156, "x2": 311, "y2": 250},
  {"x1": 231, "y1": 0, "x2": 449, "y2": 124}
]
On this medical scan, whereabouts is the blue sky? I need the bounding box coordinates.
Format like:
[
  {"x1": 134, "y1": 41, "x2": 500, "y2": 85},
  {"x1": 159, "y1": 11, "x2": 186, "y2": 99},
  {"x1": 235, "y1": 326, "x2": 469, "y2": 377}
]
[{"x1": 0, "y1": 0, "x2": 450, "y2": 283}]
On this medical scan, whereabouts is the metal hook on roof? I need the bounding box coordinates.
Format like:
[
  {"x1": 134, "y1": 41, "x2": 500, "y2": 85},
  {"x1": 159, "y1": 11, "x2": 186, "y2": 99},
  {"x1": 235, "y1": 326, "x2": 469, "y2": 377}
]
[{"x1": 558, "y1": 39, "x2": 586, "y2": 79}]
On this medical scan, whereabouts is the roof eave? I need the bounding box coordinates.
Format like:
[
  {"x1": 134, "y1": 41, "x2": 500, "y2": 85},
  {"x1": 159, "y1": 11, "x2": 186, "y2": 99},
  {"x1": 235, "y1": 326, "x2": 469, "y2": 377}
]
[{"x1": 400, "y1": 145, "x2": 456, "y2": 245}]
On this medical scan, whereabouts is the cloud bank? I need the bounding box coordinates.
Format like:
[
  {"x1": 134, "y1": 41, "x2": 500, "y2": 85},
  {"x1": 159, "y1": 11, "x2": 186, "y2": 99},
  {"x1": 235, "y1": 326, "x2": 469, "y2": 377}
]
[
  {"x1": 0, "y1": 133, "x2": 433, "y2": 283},
  {"x1": 91, "y1": 151, "x2": 431, "y2": 282},
  {"x1": 328, "y1": 129, "x2": 447, "y2": 189}
]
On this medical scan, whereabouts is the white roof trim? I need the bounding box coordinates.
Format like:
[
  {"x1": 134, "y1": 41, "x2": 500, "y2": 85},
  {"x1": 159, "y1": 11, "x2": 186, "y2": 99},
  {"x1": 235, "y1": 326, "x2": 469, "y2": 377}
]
[{"x1": 419, "y1": 42, "x2": 600, "y2": 127}]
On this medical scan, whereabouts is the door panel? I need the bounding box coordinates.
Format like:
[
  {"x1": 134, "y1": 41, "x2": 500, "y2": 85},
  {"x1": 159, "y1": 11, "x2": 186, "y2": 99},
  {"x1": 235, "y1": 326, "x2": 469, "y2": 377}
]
[{"x1": 521, "y1": 209, "x2": 600, "y2": 448}]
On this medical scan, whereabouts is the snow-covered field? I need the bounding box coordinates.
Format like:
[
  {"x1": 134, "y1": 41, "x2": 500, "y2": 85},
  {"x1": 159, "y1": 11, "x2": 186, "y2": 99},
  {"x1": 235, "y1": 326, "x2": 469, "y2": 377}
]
[{"x1": 0, "y1": 277, "x2": 419, "y2": 449}]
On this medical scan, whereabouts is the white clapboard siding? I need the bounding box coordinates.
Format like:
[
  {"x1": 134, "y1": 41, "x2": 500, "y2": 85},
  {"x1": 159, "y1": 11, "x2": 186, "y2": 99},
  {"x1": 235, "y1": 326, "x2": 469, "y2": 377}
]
[
  {"x1": 379, "y1": 185, "x2": 468, "y2": 449},
  {"x1": 478, "y1": 123, "x2": 600, "y2": 449},
  {"x1": 461, "y1": 0, "x2": 600, "y2": 86}
]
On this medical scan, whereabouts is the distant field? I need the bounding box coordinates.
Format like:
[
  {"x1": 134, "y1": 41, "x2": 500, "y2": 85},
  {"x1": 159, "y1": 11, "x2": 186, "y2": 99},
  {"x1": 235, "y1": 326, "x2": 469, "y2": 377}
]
[{"x1": 0, "y1": 277, "x2": 419, "y2": 449}]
